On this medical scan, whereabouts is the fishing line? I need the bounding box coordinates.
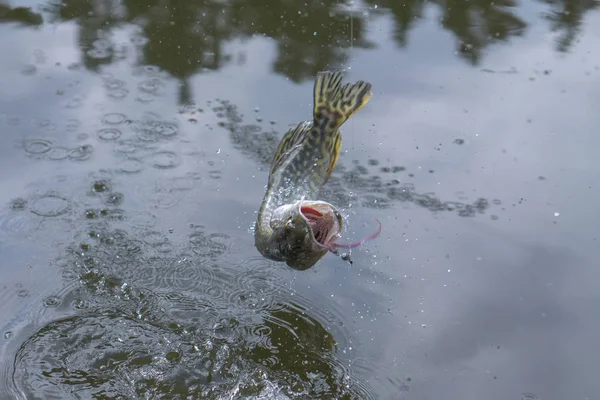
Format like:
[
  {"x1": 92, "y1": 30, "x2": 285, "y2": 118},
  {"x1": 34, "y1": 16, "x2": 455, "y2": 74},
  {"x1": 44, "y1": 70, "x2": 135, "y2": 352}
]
[
  {"x1": 346, "y1": 2, "x2": 356, "y2": 263},
  {"x1": 350, "y1": 2, "x2": 355, "y2": 191}
]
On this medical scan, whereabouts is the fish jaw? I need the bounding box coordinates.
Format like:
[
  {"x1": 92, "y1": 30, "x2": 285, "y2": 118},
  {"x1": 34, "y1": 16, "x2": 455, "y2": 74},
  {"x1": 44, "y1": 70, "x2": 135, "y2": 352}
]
[
  {"x1": 266, "y1": 200, "x2": 343, "y2": 270},
  {"x1": 298, "y1": 200, "x2": 343, "y2": 249}
]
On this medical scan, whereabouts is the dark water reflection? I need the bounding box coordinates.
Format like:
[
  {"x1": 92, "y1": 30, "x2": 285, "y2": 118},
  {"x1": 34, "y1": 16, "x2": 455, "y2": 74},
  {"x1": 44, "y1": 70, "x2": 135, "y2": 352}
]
[
  {"x1": 26, "y1": 0, "x2": 599, "y2": 95},
  {"x1": 1, "y1": 0, "x2": 599, "y2": 399}
]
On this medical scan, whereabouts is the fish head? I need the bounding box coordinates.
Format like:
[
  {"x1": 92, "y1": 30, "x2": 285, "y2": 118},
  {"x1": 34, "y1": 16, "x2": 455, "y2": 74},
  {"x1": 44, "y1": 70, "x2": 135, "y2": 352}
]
[{"x1": 269, "y1": 200, "x2": 343, "y2": 270}]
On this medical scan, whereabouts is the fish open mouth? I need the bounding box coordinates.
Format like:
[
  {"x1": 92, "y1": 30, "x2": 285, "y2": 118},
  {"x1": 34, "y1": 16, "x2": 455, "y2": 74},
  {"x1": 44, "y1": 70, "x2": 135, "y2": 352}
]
[{"x1": 299, "y1": 201, "x2": 342, "y2": 248}]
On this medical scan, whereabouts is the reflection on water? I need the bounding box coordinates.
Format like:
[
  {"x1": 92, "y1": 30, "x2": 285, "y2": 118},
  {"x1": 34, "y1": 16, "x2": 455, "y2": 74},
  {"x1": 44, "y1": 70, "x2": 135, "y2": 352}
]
[
  {"x1": 1, "y1": 0, "x2": 599, "y2": 398},
  {"x1": 0, "y1": 4, "x2": 42, "y2": 26},
  {"x1": 15, "y1": 0, "x2": 593, "y2": 100}
]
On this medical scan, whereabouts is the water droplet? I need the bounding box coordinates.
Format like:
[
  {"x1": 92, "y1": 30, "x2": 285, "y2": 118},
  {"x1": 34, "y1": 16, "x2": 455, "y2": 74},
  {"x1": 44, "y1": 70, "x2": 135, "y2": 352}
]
[
  {"x1": 553, "y1": 212, "x2": 560, "y2": 217},
  {"x1": 92, "y1": 180, "x2": 109, "y2": 192},
  {"x1": 4, "y1": 331, "x2": 13, "y2": 339},
  {"x1": 453, "y1": 138, "x2": 465, "y2": 145},
  {"x1": 104, "y1": 192, "x2": 124, "y2": 206},
  {"x1": 17, "y1": 289, "x2": 29, "y2": 297},
  {"x1": 65, "y1": 119, "x2": 81, "y2": 131}
]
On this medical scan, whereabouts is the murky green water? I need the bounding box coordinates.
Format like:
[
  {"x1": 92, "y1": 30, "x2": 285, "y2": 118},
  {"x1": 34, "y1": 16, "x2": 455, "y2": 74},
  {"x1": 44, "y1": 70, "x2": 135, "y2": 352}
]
[{"x1": 0, "y1": 0, "x2": 599, "y2": 399}]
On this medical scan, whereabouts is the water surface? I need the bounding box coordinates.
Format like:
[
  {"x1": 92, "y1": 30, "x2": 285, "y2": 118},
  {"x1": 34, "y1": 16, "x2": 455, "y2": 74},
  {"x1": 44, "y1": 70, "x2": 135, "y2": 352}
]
[{"x1": 0, "y1": 0, "x2": 599, "y2": 399}]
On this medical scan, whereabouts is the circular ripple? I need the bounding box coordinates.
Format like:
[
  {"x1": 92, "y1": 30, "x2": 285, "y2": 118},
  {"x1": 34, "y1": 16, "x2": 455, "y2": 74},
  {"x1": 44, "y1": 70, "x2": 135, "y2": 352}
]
[
  {"x1": 101, "y1": 113, "x2": 126, "y2": 125},
  {"x1": 43, "y1": 296, "x2": 62, "y2": 308},
  {"x1": 20, "y1": 64, "x2": 37, "y2": 76},
  {"x1": 107, "y1": 88, "x2": 129, "y2": 100},
  {"x1": 142, "y1": 231, "x2": 168, "y2": 246},
  {"x1": 103, "y1": 192, "x2": 124, "y2": 206},
  {"x1": 24, "y1": 139, "x2": 53, "y2": 155},
  {"x1": 65, "y1": 96, "x2": 84, "y2": 109},
  {"x1": 10, "y1": 198, "x2": 27, "y2": 211},
  {"x1": 0, "y1": 213, "x2": 39, "y2": 241},
  {"x1": 136, "y1": 93, "x2": 155, "y2": 103},
  {"x1": 65, "y1": 119, "x2": 81, "y2": 132},
  {"x1": 188, "y1": 232, "x2": 229, "y2": 260},
  {"x1": 148, "y1": 192, "x2": 182, "y2": 209},
  {"x1": 86, "y1": 47, "x2": 110, "y2": 59},
  {"x1": 114, "y1": 140, "x2": 140, "y2": 154},
  {"x1": 68, "y1": 145, "x2": 94, "y2": 161},
  {"x1": 138, "y1": 77, "x2": 164, "y2": 94},
  {"x1": 149, "y1": 151, "x2": 181, "y2": 169},
  {"x1": 97, "y1": 128, "x2": 122, "y2": 141},
  {"x1": 11, "y1": 313, "x2": 192, "y2": 399},
  {"x1": 126, "y1": 211, "x2": 157, "y2": 231},
  {"x1": 116, "y1": 158, "x2": 143, "y2": 174},
  {"x1": 158, "y1": 256, "x2": 217, "y2": 294},
  {"x1": 46, "y1": 147, "x2": 70, "y2": 160},
  {"x1": 233, "y1": 261, "x2": 285, "y2": 297},
  {"x1": 153, "y1": 122, "x2": 179, "y2": 137},
  {"x1": 521, "y1": 394, "x2": 538, "y2": 400},
  {"x1": 227, "y1": 259, "x2": 287, "y2": 312},
  {"x1": 30, "y1": 192, "x2": 70, "y2": 217},
  {"x1": 156, "y1": 176, "x2": 195, "y2": 192},
  {"x1": 135, "y1": 127, "x2": 159, "y2": 142},
  {"x1": 103, "y1": 78, "x2": 125, "y2": 90}
]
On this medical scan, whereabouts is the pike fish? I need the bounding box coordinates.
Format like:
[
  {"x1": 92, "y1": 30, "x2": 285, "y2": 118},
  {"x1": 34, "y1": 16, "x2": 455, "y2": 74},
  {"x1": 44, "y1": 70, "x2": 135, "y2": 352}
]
[{"x1": 254, "y1": 70, "x2": 381, "y2": 270}]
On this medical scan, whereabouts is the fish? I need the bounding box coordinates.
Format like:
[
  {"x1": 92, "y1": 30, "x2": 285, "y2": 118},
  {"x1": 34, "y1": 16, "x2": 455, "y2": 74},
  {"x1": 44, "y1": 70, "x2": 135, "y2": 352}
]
[{"x1": 254, "y1": 70, "x2": 380, "y2": 270}]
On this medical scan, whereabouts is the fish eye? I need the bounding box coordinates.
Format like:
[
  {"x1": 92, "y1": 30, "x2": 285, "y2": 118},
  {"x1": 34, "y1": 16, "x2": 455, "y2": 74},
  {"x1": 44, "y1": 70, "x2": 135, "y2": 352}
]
[{"x1": 285, "y1": 216, "x2": 295, "y2": 229}]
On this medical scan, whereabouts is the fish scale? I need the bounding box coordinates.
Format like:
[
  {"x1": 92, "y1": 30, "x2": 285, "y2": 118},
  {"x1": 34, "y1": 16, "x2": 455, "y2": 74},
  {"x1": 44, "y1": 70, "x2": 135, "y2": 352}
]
[{"x1": 254, "y1": 70, "x2": 372, "y2": 270}]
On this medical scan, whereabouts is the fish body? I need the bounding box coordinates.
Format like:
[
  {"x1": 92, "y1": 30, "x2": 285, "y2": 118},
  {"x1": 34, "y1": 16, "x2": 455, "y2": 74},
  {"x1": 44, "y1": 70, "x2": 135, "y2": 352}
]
[{"x1": 255, "y1": 70, "x2": 372, "y2": 270}]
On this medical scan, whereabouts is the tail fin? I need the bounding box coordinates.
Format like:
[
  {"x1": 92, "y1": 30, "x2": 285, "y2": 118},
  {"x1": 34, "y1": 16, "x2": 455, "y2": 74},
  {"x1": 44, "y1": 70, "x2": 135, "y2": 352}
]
[{"x1": 312, "y1": 70, "x2": 372, "y2": 131}]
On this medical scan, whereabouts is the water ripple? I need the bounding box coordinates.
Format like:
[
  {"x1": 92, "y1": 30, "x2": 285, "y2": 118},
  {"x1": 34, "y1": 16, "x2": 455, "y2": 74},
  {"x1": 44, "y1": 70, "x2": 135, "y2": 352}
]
[{"x1": 29, "y1": 192, "x2": 71, "y2": 217}]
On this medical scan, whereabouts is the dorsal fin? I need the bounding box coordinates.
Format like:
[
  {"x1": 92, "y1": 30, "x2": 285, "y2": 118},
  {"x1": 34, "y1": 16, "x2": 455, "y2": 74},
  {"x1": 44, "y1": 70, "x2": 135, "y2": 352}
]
[{"x1": 269, "y1": 121, "x2": 311, "y2": 177}]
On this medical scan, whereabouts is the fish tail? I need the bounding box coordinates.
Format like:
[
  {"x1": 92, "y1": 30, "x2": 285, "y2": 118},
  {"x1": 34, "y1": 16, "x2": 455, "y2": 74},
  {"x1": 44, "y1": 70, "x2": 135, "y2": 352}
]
[{"x1": 312, "y1": 70, "x2": 372, "y2": 131}]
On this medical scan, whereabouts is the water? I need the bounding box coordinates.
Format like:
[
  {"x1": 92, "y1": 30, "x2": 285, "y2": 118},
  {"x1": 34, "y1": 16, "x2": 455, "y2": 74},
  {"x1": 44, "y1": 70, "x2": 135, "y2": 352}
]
[{"x1": 0, "y1": 0, "x2": 599, "y2": 399}]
